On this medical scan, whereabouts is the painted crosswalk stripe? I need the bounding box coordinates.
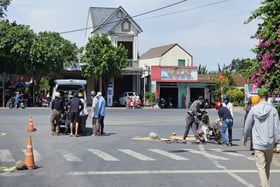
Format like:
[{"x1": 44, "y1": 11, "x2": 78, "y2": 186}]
[
  {"x1": 61, "y1": 150, "x2": 82, "y2": 162},
  {"x1": 22, "y1": 149, "x2": 40, "y2": 162},
  {"x1": 210, "y1": 148, "x2": 254, "y2": 160},
  {"x1": 118, "y1": 149, "x2": 155, "y2": 161},
  {"x1": 148, "y1": 149, "x2": 189, "y2": 160},
  {"x1": 183, "y1": 149, "x2": 229, "y2": 160},
  {"x1": 0, "y1": 149, "x2": 15, "y2": 162},
  {"x1": 88, "y1": 149, "x2": 119, "y2": 161}
]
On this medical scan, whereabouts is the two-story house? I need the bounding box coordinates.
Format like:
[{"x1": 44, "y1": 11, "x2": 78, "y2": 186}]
[
  {"x1": 85, "y1": 6, "x2": 143, "y2": 106},
  {"x1": 139, "y1": 43, "x2": 215, "y2": 108}
]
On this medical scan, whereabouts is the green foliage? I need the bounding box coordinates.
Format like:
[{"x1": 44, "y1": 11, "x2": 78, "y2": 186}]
[
  {"x1": 29, "y1": 31, "x2": 77, "y2": 79},
  {"x1": 245, "y1": 0, "x2": 280, "y2": 93},
  {"x1": 39, "y1": 77, "x2": 50, "y2": 93},
  {"x1": 81, "y1": 34, "x2": 129, "y2": 79},
  {"x1": 198, "y1": 65, "x2": 208, "y2": 74},
  {"x1": 0, "y1": 0, "x2": 12, "y2": 18},
  {"x1": 144, "y1": 92, "x2": 155, "y2": 102},
  {"x1": 224, "y1": 88, "x2": 244, "y2": 106},
  {"x1": 0, "y1": 20, "x2": 35, "y2": 74}
]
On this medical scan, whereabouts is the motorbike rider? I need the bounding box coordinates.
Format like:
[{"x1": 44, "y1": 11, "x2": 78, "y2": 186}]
[{"x1": 183, "y1": 96, "x2": 204, "y2": 143}]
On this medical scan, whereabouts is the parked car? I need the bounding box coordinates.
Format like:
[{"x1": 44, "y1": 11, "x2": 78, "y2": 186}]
[{"x1": 118, "y1": 92, "x2": 134, "y2": 106}]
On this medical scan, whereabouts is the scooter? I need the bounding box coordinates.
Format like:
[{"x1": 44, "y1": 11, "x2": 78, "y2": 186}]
[
  {"x1": 197, "y1": 112, "x2": 222, "y2": 143},
  {"x1": 6, "y1": 95, "x2": 26, "y2": 109},
  {"x1": 127, "y1": 97, "x2": 141, "y2": 108}
]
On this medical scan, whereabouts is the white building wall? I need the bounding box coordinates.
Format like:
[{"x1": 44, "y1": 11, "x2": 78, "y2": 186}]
[{"x1": 160, "y1": 45, "x2": 192, "y2": 66}]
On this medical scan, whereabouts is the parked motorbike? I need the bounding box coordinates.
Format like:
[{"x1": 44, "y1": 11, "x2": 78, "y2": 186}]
[
  {"x1": 127, "y1": 96, "x2": 141, "y2": 108},
  {"x1": 159, "y1": 97, "x2": 173, "y2": 108},
  {"x1": 6, "y1": 95, "x2": 26, "y2": 109},
  {"x1": 197, "y1": 112, "x2": 222, "y2": 143}
]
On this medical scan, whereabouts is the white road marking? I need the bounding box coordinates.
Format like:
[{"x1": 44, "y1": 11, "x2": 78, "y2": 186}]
[
  {"x1": 68, "y1": 169, "x2": 280, "y2": 176},
  {"x1": 148, "y1": 149, "x2": 189, "y2": 160},
  {"x1": 183, "y1": 148, "x2": 229, "y2": 160},
  {"x1": 118, "y1": 149, "x2": 155, "y2": 161},
  {"x1": 88, "y1": 149, "x2": 119, "y2": 161},
  {"x1": 0, "y1": 149, "x2": 15, "y2": 162},
  {"x1": 210, "y1": 148, "x2": 254, "y2": 160},
  {"x1": 61, "y1": 150, "x2": 82, "y2": 162}
]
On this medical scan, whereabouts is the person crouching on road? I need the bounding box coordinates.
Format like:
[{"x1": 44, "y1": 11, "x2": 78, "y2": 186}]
[
  {"x1": 50, "y1": 92, "x2": 63, "y2": 136},
  {"x1": 244, "y1": 86, "x2": 280, "y2": 187},
  {"x1": 183, "y1": 96, "x2": 204, "y2": 143},
  {"x1": 215, "y1": 101, "x2": 233, "y2": 146},
  {"x1": 67, "y1": 92, "x2": 83, "y2": 137}
]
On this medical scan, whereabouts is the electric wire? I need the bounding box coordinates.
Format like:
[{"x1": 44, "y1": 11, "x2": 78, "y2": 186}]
[{"x1": 59, "y1": 0, "x2": 230, "y2": 35}]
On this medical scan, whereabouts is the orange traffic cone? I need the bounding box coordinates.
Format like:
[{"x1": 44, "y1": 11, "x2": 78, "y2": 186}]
[
  {"x1": 27, "y1": 115, "x2": 36, "y2": 132},
  {"x1": 24, "y1": 135, "x2": 37, "y2": 170}
]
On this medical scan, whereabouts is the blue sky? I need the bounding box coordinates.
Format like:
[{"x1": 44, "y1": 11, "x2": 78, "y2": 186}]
[{"x1": 7, "y1": 0, "x2": 261, "y2": 71}]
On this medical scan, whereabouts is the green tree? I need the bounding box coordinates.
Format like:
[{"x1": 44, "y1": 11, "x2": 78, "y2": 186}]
[
  {"x1": 29, "y1": 31, "x2": 78, "y2": 82},
  {"x1": 0, "y1": 20, "x2": 35, "y2": 74},
  {"x1": 198, "y1": 64, "x2": 208, "y2": 74},
  {"x1": 245, "y1": 0, "x2": 280, "y2": 93},
  {"x1": 81, "y1": 34, "x2": 129, "y2": 90},
  {"x1": 0, "y1": 0, "x2": 12, "y2": 19}
]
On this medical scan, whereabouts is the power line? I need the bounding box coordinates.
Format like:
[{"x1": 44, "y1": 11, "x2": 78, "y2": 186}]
[
  {"x1": 60, "y1": 0, "x2": 187, "y2": 35},
  {"x1": 136, "y1": 0, "x2": 230, "y2": 21},
  {"x1": 59, "y1": 0, "x2": 230, "y2": 35}
]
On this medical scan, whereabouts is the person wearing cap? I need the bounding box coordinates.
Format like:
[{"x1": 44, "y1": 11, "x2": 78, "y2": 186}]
[
  {"x1": 90, "y1": 91, "x2": 100, "y2": 136},
  {"x1": 50, "y1": 92, "x2": 63, "y2": 136},
  {"x1": 67, "y1": 92, "x2": 84, "y2": 137},
  {"x1": 244, "y1": 86, "x2": 280, "y2": 187},
  {"x1": 215, "y1": 101, "x2": 233, "y2": 146},
  {"x1": 97, "y1": 91, "x2": 106, "y2": 135},
  {"x1": 183, "y1": 96, "x2": 204, "y2": 143}
]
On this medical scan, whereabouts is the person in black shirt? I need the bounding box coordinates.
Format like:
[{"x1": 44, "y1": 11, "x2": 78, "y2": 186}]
[
  {"x1": 67, "y1": 92, "x2": 83, "y2": 137},
  {"x1": 216, "y1": 101, "x2": 233, "y2": 146},
  {"x1": 50, "y1": 92, "x2": 63, "y2": 135}
]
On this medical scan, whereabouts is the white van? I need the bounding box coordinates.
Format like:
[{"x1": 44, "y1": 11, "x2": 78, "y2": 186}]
[{"x1": 51, "y1": 79, "x2": 87, "y2": 105}]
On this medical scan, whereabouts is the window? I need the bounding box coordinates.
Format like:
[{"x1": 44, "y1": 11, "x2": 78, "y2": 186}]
[
  {"x1": 178, "y1": 59, "x2": 185, "y2": 66},
  {"x1": 117, "y1": 11, "x2": 124, "y2": 18},
  {"x1": 122, "y1": 21, "x2": 131, "y2": 32}
]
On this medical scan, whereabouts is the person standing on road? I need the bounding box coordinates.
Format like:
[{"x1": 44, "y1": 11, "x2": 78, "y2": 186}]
[
  {"x1": 216, "y1": 101, "x2": 233, "y2": 146},
  {"x1": 222, "y1": 95, "x2": 233, "y2": 118},
  {"x1": 78, "y1": 90, "x2": 88, "y2": 136},
  {"x1": 67, "y1": 92, "x2": 83, "y2": 137},
  {"x1": 183, "y1": 96, "x2": 204, "y2": 143},
  {"x1": 90, "y1": 91, "x2": 100, "y2": 136},
  {"x1": 97, "y1": 91, "x2": 106, "y2": 135},
  {"x1": 244, "y1": 87, "x2": 280, "y2": 187},
  {"x1": 50, "y1": 92, "x2": 63, "y2": 136}
]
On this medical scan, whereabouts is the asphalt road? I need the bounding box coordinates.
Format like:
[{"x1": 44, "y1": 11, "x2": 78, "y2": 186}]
[{"x1": 0, "y1": 107, "x2": 280, "y2": 187}]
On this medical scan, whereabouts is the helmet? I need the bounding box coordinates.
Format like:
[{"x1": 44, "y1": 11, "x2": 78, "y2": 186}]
[
  {"x1": 250, "y1": 95, "x2": 260, "y2": 105},
  {"x1": 78, "y1": 92, "x2": 83, "y2": 98},
  {"x1": 90, "y1": 91, "x2": 96, "y2": 96},
  {"x1": 215, "y1": 101, "x2": 222, "y2": 110}
]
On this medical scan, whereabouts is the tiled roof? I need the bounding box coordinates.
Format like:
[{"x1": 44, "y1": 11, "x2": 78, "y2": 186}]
[
  {"x1": 88, "y1": 6, "x2": 142, "y2": 33},
  {"x1": 140, "y1": 43, "x2": 177, "y2": 59},
  {"x1": 232, "y1": 74, "x2": 246, "y2": 87}
]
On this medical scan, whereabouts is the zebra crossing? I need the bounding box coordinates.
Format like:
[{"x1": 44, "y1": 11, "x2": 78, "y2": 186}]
[{"x1": 0, "y1": 148, "x2": 254, "y2": 163}]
